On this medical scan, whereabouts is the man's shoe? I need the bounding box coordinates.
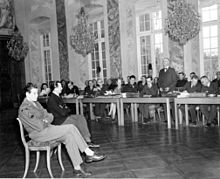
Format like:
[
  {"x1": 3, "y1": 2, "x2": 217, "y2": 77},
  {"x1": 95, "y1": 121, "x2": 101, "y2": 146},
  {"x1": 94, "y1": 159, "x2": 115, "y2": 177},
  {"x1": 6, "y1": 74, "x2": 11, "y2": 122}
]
[
  {"x1": 85, "y1": 153, "x2": 106, "y2": 163},
  {"x1": 73, "y1": 168, "x2": 92, "y2": 177},
  {"x1": 87, "y1": 142, "x2": 100, "y2": 148}
]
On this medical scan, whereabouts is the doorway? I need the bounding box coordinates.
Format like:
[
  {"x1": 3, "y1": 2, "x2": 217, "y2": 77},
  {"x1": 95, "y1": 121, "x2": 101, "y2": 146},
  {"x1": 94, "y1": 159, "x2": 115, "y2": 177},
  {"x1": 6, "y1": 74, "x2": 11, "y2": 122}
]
[{"x1": 0, "y1": 39, "x2": 25, "y2": 110}]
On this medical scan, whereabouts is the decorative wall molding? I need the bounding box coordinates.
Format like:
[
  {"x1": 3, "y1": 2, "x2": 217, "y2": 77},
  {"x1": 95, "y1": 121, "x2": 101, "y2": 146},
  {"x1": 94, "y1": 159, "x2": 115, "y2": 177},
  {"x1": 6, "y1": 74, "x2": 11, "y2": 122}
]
[
  {"x1": 107, "y1": 0, "x2": 122, "y2": 78},
  {"x1": 55, "y1": 0, "x2": 69, "y2": 80}
]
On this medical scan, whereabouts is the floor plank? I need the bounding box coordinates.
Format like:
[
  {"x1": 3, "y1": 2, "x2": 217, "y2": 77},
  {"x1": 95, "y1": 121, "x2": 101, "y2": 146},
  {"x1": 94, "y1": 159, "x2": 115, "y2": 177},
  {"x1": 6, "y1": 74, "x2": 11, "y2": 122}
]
[{"x1": 1, "y1": 108, "x2": 220, "y2": 178}]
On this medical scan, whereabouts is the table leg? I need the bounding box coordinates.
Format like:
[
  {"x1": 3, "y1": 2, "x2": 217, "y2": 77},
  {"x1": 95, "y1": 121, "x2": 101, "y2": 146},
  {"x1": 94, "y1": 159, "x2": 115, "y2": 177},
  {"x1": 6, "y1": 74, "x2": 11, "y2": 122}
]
[
  {"x1": 116, "y1": 99, "x2": 121, "y2": 126},
  {"x1": 178, "y1": 107, "x2": 183, "y2": 124},
  {"x1": 76, "y1": 100, "x2": 79, "y2": 115},
  {"x1": 120, "y1": 98, "x2": 124, "y2": 126},
  {"x1": 134, "y1": 103, "x2": 138, "y2": 122},
  {"x1": 167, "y1": 100, "x2": 171, "y2": 129},
  {"x1": 131, "y1": 103, "x2": 134, "y2": 122},
  {"x1": 80, "y1": 101, "x2": 83, "y2": 115},
  {"x1": 89, "y1": 103, "x2": 94, "y2": 120},
  {"x1": 174, "y1": 100, "x2": 178, "y2": 129},
  {"x1": 185, "y1": 104, "x2": 189, "y2": 126}
]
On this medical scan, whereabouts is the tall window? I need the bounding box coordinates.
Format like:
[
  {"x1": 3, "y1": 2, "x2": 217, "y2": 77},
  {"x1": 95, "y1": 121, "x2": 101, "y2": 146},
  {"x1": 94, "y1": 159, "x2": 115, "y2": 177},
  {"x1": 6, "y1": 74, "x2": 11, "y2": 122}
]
[
  {"x1": 137, "y1": 10, "x2": 163, "y2": 77},
  {"x1": 201, "y1": 4, "x2": 218, "y2": 80},
  {"x1": 90, "y1": 20, "x2": 107, "y2": 81},
  {"x1": 40, "y1": 33, "x2": 52, "y2": 85}
]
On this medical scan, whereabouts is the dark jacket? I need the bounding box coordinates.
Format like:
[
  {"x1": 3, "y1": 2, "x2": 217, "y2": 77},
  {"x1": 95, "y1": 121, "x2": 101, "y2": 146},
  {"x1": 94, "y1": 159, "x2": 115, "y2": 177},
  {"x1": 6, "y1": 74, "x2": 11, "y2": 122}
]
[
  {"x1": 66, "y1": 86, "x2": 80, "y2": 95},
  {"x1": 47, "y1": 93, "x2": 70, "y2": 125},
  {"x1": 84, "y1": 86, "x2": 95, "y2": 97},
  {"x1": 122, "y1": 83, "x2": 138, "y2": 93},
  {"x1": 158, "y1": 67, "x2": 178, "y2": 92},
  {"x1": 140, "y1": 84, "x2": 158, "y2": 97},
  {"x1": 137, "y1": 81, "x2": 147, "y2": 93},
  {"x1": 182, "y1": 81, "x2": 202, "y2": 93},
  {"x1": 176, "y1": 79, "x2": 187, "y2": 88},
  {"x1": 201, "y1": 81, "x2": 218, "y2": 94}
]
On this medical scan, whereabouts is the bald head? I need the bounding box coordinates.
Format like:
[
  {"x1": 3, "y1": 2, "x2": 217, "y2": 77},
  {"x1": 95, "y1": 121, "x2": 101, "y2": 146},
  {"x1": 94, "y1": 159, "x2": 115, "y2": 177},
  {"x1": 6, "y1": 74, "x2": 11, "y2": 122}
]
[{"x1": 163, "y1": 58, "x2": 170, "y2": 68}]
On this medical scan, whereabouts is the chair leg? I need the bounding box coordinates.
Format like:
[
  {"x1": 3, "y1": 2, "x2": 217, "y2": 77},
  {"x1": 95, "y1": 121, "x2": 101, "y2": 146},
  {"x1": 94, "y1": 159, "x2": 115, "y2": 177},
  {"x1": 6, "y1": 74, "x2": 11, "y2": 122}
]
[
  {"x1": 57, "y1": 145, "x2": 64, "y2": 171},
  {"x1": 196, "y1": 107, "x2": 200, "y2": 123},
  {"x1": 202, "y1": 114, "x2": 205, "y2": 126},
  {"x1": 157, "y1": 108, "x2": 162, "y2": 122},
  {"x1": 217, "y1": 107, "x2": 220, "y2": 127},
  {"x1": 23, "y1": 148, "x2": 30, "y2": 178},
  {"x1": 33, "y1": 151, "x2": 40, "y2": 172},
  {"x1": 46, "y1": 148, "x2": 53, "y2": 178},
  {"x1": 178, "y1": 108, "x2": 183, "y2": 124}
]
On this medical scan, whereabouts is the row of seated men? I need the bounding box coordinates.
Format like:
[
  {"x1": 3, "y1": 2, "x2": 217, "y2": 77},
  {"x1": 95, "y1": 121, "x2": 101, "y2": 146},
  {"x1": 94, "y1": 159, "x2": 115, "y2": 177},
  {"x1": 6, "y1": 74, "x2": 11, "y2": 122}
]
[{"x1": 37, "y1": 57, "x2": 220, "y2": 127}]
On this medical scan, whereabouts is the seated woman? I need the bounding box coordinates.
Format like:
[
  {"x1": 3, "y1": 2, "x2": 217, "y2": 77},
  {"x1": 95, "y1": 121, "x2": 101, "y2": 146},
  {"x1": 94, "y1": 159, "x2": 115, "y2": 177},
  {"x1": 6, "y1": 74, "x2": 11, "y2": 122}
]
[
  {"x1": 60, "y1": 79, "x2": 68, "y2": 96},
  {"x1": 39, "y1": 83, "x2": 50, "y2": 96},
  {"x1": 93, "y1": 79, "x2": 108, "y2": 119},
  {"x1": 139, "y1": 77, "x2": 158, "y2": 123},
  {"x1": 108, "y1": 78, "x2": 124, "y2": 120},
  {"x1": 84, "y1": 80, "x2": 95, "y2": 97}
]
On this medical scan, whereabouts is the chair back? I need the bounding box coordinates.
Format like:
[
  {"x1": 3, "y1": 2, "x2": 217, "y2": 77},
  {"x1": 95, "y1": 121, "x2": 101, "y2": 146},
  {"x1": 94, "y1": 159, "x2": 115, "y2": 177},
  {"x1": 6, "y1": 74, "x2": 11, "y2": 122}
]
[{"x1": 16, "y1": 118, "x2": 28, "y2": 148}]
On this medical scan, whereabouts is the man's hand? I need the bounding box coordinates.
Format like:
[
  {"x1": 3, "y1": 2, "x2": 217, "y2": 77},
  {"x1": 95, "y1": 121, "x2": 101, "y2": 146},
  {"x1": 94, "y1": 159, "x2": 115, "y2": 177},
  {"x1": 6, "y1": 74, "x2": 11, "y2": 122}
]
[{"x1": 165, "y1": 87, "x2": 170, "y2": 92}]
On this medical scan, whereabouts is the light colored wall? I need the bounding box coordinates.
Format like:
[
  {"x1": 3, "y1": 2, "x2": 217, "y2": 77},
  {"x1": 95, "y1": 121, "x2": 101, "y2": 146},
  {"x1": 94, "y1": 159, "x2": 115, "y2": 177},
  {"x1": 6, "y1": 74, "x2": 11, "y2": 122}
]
[
  {"x1": 14, "y1": 0, "x2": 60, "y2": 88},
  {"x1": 14, "y1": 0, "x2": 209, "y2": 87},
  {"x1": 119, "y1": 0, "x2": 138, "y2": 80}
]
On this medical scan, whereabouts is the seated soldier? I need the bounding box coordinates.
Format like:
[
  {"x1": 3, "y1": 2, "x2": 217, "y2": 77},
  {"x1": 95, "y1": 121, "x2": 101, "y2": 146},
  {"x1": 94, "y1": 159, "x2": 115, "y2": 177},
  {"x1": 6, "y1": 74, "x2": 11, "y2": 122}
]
[
  {"x1": 180, "y1": 75, "x2": 202, "y2": 125},
  {"x1": 200, "y1": 76, "x2": 218, "y2": 127},
  {"x1": 122, "y1": 75, "x2": 138, "y2": 93},
  {"x1": 176, "y1": 72, "x2": 187, "y2": 91},
  {"x1": 139, "y1": 77, "x2": 158, "y2": 123},
  {"x1": 18, "y1": 83, "x2": 106, "y2": 177},
  {"x1": 47, "y1": 81, "x2": 99, "y2": 148}
]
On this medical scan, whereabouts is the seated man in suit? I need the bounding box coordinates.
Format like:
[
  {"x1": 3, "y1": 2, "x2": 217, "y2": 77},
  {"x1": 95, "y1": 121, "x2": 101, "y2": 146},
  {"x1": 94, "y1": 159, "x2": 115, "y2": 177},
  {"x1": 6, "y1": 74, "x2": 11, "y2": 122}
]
[
  {"x1": 18, "y1": 83, "x2": 106, "y2": 177},
  {"x1": 212, "y1": 71, "x2": 220, "y2": 94},
  {"x1": 47, "y1": 81, "x2": 99, "y2": 148},
  {"x1": 180, "y1": 75, "x2": 202, "y2": 125},
  {"x1": 200, "y1": 76, "x2": 218, "y2": 127},
  {"x1": 139, "y1": 77, "x2": 158, "y2": 123},
  {"x1": 122, "y1": 75, "x2": 138, "y2": 93}
]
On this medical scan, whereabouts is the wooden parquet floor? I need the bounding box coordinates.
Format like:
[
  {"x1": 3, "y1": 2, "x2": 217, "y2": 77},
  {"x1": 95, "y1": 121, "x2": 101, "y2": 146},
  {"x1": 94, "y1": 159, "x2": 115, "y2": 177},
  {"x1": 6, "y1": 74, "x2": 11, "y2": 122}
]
[{"x1": 1, "y1": 108, "x2": 220, "y2": 178}]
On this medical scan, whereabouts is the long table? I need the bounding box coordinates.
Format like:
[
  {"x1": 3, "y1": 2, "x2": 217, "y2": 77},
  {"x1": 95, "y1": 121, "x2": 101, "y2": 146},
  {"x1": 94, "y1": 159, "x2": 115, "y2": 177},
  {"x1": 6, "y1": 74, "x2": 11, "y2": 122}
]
[
  {"x1": 174, "y1": 97, "x2": 220, "y2": 129},
  {"x1": 120, "y1": 97, "x2": 174, "y2": 129},
  {"x1": 62, "y1": 97, "x2": 81, "y2": 115},
  {"x1": 81, "y1": 96, "x2": 122, "y2": 125}
]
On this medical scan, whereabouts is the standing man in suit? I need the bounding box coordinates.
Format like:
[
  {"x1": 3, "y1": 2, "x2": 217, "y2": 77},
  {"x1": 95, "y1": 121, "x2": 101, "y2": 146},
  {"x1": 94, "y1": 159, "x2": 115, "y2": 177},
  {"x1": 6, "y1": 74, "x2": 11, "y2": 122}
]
[
  {"x1": 158, "y1": 57, "x2": 178, "y2": 94},
  {"x1": 158, "y1": 58, "x2": 178, "y2": 121},
  {"x1": 47, "y1": 81, "x2": 99, "y2": 148}
]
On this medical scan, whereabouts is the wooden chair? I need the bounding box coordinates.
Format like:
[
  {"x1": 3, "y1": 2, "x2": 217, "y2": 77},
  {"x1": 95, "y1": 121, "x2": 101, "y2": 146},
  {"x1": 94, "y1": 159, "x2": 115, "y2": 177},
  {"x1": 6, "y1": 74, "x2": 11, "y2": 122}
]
[{"x1": 16, "y1": 118, "x2": 64, "y2": 178}]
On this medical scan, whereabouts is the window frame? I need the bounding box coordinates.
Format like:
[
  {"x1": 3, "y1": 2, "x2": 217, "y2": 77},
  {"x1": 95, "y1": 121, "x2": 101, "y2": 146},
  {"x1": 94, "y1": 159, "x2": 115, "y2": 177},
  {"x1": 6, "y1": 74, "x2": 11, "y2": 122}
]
[
  {"x1": 199, "y1": 2, "x2": 219, "y2": 80},
  {"x1": 88, "y1": 20, "x2": 107, "y2": 81},
  {"x1": 136, "y1": 9, "x2": 163, "y2": 78},
  {"x1": 40, "y1": 32, "x2": 53, "y2": 85}
]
